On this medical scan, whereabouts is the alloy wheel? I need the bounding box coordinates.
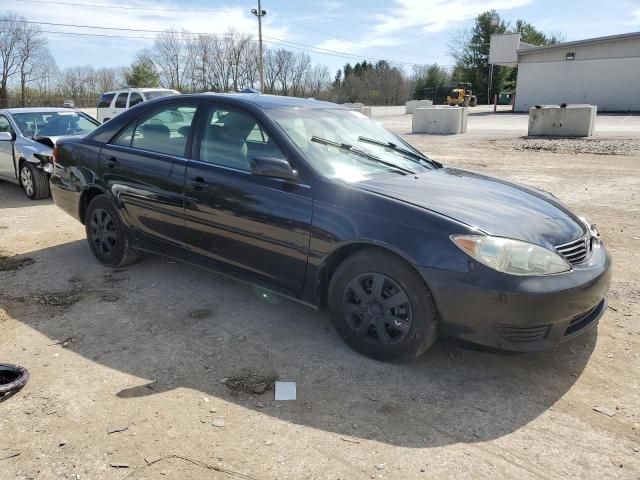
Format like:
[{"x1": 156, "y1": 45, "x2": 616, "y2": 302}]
[
  {"x1": 20, "y1": 167, "x2": 34, "y2": 197},
  {"x1": 89, "y1": 208, "x2": 118, "y2": 255},
  {"x1": 343, "y1": 272, "x2": 412, "y2": 346}
]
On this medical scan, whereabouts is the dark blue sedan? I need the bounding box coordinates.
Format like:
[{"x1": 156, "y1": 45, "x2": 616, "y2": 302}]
[{"x1": 49, "y1": 94, "x2": 611, "y2": 361}]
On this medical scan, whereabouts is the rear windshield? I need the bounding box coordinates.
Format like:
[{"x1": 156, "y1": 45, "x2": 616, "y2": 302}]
[
  {"x1": 13, "y1": 111, "x2": 100, "y2": 137},
  {"x1": 97, "y1": 93, "x2": 115, "y2": 108},
  {"x1": 144, "y1": 90, "x2": 179, "y2": 100}
]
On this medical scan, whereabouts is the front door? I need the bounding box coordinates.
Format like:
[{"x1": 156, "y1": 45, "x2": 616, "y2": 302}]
[
  {"x1": 183, "y1": 104, "x2": 313, "y2": 292},
  {"x1": 0, "y1": 115, "x2": 16, "y2": 181},
  {"x1": 99, "y1": 100, "x2": 199, "y2": 246}
]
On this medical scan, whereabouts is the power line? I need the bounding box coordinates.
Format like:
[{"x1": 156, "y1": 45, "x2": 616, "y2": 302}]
[
  {"x1": 269, "y1": 12, "x2": 432, "y2": 60},
  {"x1": 11, "y1": 0, "x2": 213, "y2": 13},
  {"x1": 1, "y1": 18, "x2": 430, "y2": 67},
  {"x1": 0, "y1": 18, "x2": 232, "y2": 36},
  {"x1": 36, "y1": 28, "x2": 389, "y2": 63},
  {"x1": 10, "y1": 0, "x2": 439, "y2": 62},
  {"x1": 40, "y1": 30, "x2": 155, "y2": 40}
]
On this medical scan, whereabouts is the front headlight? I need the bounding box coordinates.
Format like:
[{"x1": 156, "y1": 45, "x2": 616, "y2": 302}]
[{"x1": 451, "y1": 235, "x2": 571, "y2": 276}]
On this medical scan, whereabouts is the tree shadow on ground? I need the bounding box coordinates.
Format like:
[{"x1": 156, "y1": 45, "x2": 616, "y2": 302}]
[{"x1": 0, "y1": 239, "x2": 597, "y2": 448}]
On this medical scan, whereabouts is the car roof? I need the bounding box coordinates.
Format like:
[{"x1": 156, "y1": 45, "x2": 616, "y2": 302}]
[
  {"x1": 0, "y1": 107, "x2": 83, "y2": 114},
  {"x1": 195, "y1": 93, "x2": 344, "y2": 110},
  {"x1": 103, "y1": 88, "x2": 179, "y2": 94}
]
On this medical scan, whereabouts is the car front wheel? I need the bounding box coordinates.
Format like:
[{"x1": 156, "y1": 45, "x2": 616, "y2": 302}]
[
  {"x1": 84, "y1": 195, "x2": 139, "y2": 267},
  {"x1": 20, "y1": 163, "x2": 50, "y2": 200},
  {"x1": 328, "y1": 248, "x2": 439, "y2": 361}
]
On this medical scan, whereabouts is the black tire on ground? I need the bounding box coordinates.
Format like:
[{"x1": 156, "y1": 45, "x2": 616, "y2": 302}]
[
  {"x1": 470, "y1": 96, "x2": 477, "y2": 107},
  {"x1": 84, "y1": 194, "x2": 140, "y2": 267},
  {"x1": 20, "y1": 162, "x2": 50, "y2": 200},
  {"x1": 328, "y1": 248, "x2": 439, "y2": 362}
]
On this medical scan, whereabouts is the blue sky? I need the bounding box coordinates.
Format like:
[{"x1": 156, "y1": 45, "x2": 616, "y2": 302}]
[{"x1": 5, "y1": 0, "x2": 640, "y2": 73}]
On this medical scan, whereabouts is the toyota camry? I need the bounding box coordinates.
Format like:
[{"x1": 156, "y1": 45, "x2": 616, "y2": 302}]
[{"x1": 49, "y1": 94, "x2": 611, "y2": 361}]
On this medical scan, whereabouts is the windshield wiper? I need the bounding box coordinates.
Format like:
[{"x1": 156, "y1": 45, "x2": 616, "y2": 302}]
[
  {"x1": 357, "y1": 136, "x2": 441, "y2": 168},
  {"x1": 311, "y1": 136, "x2": 415, "y2": 175}
]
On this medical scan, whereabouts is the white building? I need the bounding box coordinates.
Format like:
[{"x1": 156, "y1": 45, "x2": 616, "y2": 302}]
[{"x1": 489, "y1": 32, "x2": 640, "y2": 112}]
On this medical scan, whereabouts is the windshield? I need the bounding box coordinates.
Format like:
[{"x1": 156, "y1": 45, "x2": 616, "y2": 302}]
[
  {"x1": 12, "y1": 111, "x2": 99, "y2": 137},
  {"x1": 145, "y1": 90, "x2": 180, "y2": 100},
  {"x1": 267, "y1": 107, "x2": 435, "y2": 182}
]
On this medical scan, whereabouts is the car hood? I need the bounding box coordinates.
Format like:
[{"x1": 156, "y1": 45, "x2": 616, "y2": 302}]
[
  {"x1": 356, "y1": 167, "x2": 586, "y2": 248},
  {"x1": 30, "y1": 135, "x2": 82, "y2": 149}
]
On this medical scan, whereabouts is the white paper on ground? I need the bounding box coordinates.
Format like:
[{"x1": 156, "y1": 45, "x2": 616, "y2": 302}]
[{"x1": 274, "y1": 381, "x2": 296, "y2": 401}]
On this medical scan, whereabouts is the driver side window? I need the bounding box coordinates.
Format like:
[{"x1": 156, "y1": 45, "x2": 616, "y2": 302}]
[
  {"x1": 199, "y1": 106, "x2": 284, "y2": 171},
  {"x1": 0, "y1": 115, "x2": 13, "y2": 135}
]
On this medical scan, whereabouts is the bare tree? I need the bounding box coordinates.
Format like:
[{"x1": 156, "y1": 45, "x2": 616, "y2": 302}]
[
  {"x1": 32, "y1": 53, "x2": 57, "y2": 96},
  {"x1": 95, "y1": 67, "x2": 120, "y2": 92},
  {"x1": 263, "y1": 49, "x2": 281, "y2": 94},
  {"x1": 152, "y1": 29, "x2": 193, "y2": 91},
  {"x1": 0, "y1": 13, "x2": 23, "y2": 107},
  {"x1": 290, "y1": 51, "x2": 311, "y2": 97},
  {"x1": 17, "y1": 22, "x2": 49, "y2": 106}
]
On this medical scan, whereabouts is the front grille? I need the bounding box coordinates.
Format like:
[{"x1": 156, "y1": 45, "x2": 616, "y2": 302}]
[
  {"x1": 555, "y1": 234, "x2": 591, "y2": 265},
  {"x1": 495, "y1": 324, "x2": 551, "y2": 342}
]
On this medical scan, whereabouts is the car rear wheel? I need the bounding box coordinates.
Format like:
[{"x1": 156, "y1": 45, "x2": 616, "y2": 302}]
[
  {"x1": 328, "y1": 248, "x2": 439, "y2": 361},
  {"x1": 84, "y1": 195, "x2": 139, "y2": 267},
  {"x1": 20, "y1": 163, "x2": 50, "y2": 200}
]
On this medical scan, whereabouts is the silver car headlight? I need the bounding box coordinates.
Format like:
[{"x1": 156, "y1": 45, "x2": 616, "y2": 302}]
[{"x1": 451, "y1": 235, "x2": 571, "y2": 276}]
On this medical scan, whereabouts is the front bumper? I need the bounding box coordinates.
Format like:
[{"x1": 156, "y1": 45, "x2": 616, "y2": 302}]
[{"x1": 418, "y1": 241, "x2": 612, "y2": 352}]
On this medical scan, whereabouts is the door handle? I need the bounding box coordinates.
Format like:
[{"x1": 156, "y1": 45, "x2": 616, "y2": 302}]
[
  {"x1": 188, "y1": 176, "x2": 208, "y2": 190},
  {"x1": 105, "y1": 157, "x2": 119, "y2": 168}
]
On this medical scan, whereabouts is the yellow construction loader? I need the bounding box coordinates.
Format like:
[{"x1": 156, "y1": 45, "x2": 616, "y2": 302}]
[{"x1": 447, "y1": 82, "x2": 477, "y2": 107}]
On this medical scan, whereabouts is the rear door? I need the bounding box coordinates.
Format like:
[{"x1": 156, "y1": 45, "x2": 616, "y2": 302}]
[
  {"x1": 97, "y1": 93, "x2": 115, "y2": 122},
  {"x1": 0, "y1": 115, "x2": 16, "y2": 180},
  {"x1": 112, "y1": 92, "x2": 128, "y2": 118},
  {"x1": 183, "y1": 102, "x2": 313, "y2": 291},
  {"x1": 128, "y1": 92, "x2": 144, "y2": 108},
  {"x1": 98, "y1": 99, "x2": 200, "y2": 246}
]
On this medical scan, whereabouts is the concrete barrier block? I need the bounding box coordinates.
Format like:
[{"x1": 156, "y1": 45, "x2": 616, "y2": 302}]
[
  {"x1": 347, "y1": 106, "x2": 372, "y2": 118},
  {"x1": 405, "y1": 100, "x2": 419, "y2": 114},
  {"x1": 528, "y1": 105, "x2": 597, "y2": 137},
  {"x1": 342, "y1": 102, "x2": 365, "y2": 109},
  {"x1": 412, "y1": 106, "x2": 468, "y2": 134},
  {"x1": 405, "y1": 99, "x2": 433, "y2": 114}
]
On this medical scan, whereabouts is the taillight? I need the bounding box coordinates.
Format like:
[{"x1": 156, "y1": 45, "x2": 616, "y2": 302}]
[{"x1": 52, "y1": 146, "x2": 58, "y2": 164}]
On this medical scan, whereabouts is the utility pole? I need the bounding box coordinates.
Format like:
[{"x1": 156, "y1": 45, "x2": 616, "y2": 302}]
[{"x1": 251, "y1": 1, "x2": 267, "y2": 92}]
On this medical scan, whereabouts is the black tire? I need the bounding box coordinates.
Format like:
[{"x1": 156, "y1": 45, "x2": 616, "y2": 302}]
[
  {"x1": 328, "y1": 248, "x2": 439, "y2": 361},
  {"x1": 20, "y1": 162, "x2": 50, "y2": 200},
  {"x1": 84, "y1": 195, "x2": 140, "y2": 267}
]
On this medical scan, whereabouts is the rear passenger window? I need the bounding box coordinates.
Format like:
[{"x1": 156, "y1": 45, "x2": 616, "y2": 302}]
[
  {"x1": 122, "y1": 104, "x2": 196, "y2": 157},
  {"x1": 115, "y1": 93, "x2": 128, "y2": 108},
  {"x1": 97, "y1": 93, "x2": 115, "y2": 109},
  {"x1": 129, "y1": 92, "x2": 143, "y2": 107}
]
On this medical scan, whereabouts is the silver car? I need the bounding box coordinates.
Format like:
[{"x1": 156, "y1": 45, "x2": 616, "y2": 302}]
[{"x1": 0, "y1": 108, "x2": 100, "y2": 199}]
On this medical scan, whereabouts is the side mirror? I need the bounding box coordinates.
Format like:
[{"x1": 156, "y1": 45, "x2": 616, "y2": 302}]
[
  {"x1": 0, "y1": 131, "x2": 13, "y2": 141},
  {"x1": 250, "y1": 157, "x2": 299, "y2": 181}
]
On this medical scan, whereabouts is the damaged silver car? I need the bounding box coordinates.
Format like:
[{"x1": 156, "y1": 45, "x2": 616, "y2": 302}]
[{"x1": 0, "y1": 108, "x2": 100, "y2": 199}]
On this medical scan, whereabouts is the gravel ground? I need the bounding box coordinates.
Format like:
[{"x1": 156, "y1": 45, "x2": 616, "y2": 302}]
[
  {"x1": 0, "y1": 108, "x2": 639, "y2": 479},
  {"x1": 513, "y1": 138, "x2": 640, "y2": 156}
]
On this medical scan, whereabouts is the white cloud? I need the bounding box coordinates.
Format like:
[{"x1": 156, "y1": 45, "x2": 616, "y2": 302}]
[
  {"x1": 9, "y1": 0, "x2": 290, "y2": 44},
  {"x1": 373, "y1": 0, "x2": 531, "y2": 35},
  {"x1": 317, "y1": 0, "x2": 531, "y2": 57}
]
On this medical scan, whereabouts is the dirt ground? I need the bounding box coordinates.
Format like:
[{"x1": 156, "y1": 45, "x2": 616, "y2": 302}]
[{"x1": 1, "y1": 108, "x2": 639, "y2": 480}]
